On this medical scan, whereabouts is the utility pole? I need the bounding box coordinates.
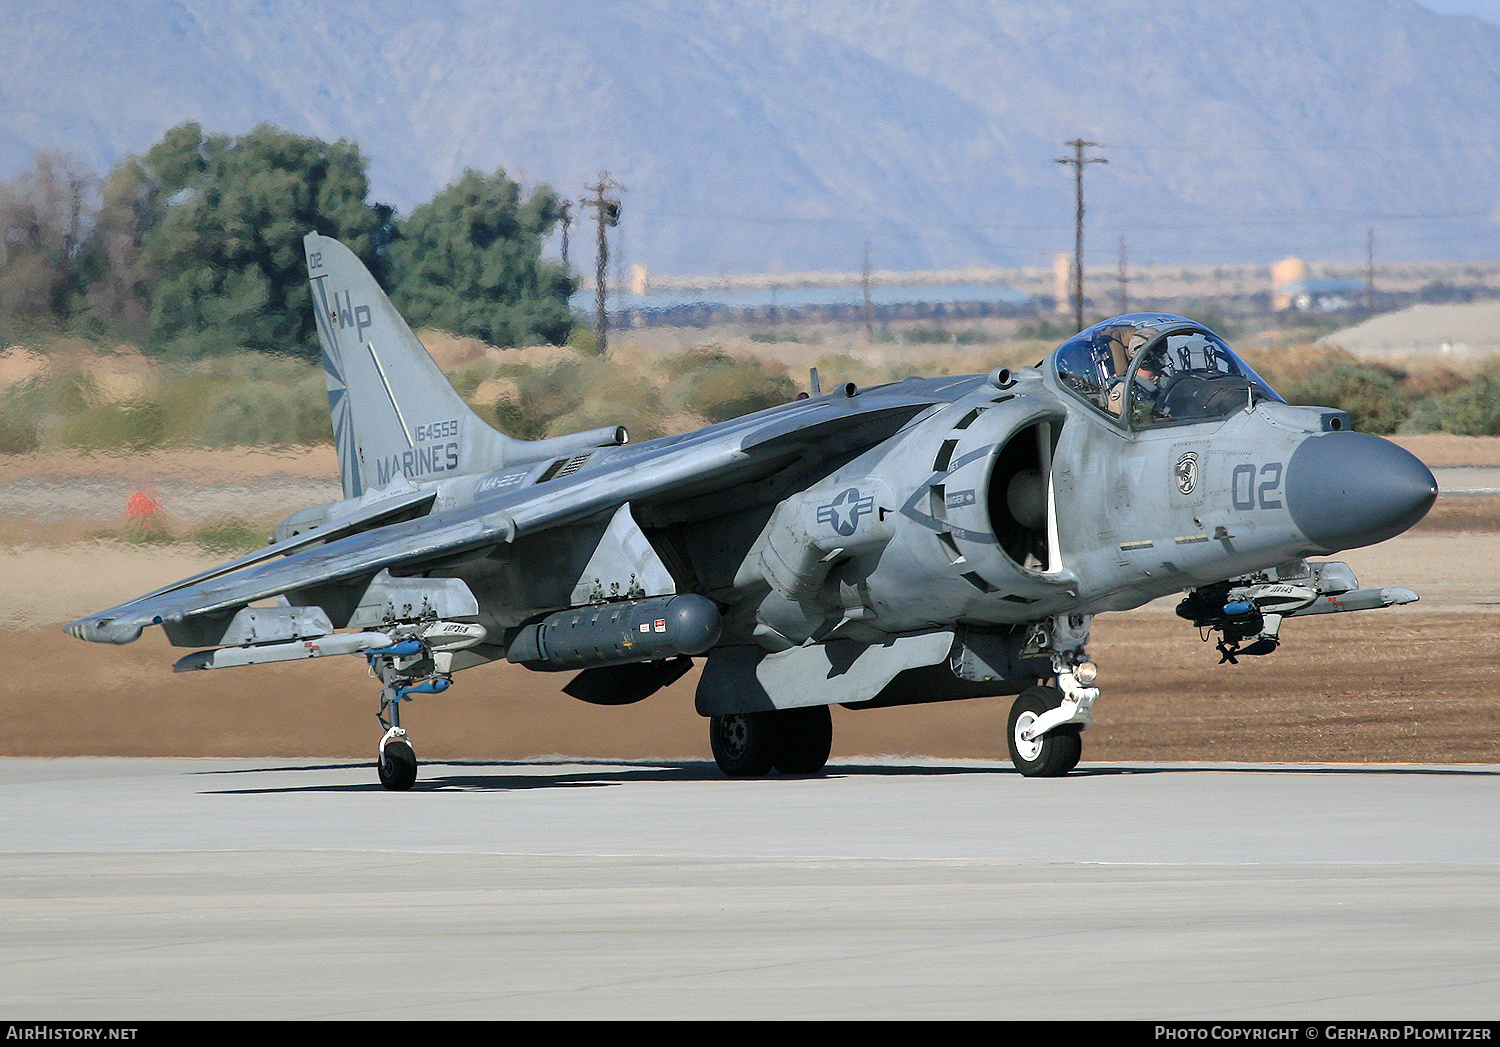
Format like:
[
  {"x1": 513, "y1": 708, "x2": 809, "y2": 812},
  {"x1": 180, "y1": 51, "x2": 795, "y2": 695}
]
[
  {"x1": 558, "y1": 200, "x2": 572, "y2": 268},
  {"x1": 582, "y1": 172, "x2": 622, "y2": 355},
  {"x1": 1117, "y1": 235, "x2": 1129, "y2": 316},
  {"x1": 862, "y1": 240, "x2": 875, "y2": 344},
  {"x1": 1056, "y1": 139, "x2": 1107, "y2": 333},
  {"x1": 1365, "y1": 227, "x2": 1376, "y2": 314}
]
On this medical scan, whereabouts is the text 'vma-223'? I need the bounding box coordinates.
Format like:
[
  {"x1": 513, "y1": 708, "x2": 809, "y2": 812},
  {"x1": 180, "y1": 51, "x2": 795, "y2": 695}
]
[{"x1": 67, "y1": 235, "x2": 1438, "y2": 788}]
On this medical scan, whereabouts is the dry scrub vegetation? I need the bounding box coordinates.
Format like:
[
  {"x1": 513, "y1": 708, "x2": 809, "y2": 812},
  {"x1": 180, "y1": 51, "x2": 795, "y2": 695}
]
[
  {"x1": 6, "y1": 325, "x2": 1500, "y2": 467},
  {"x1": 0, "y1": 326, "x2": 1048, "y2": 457},
  {"x1": 1236, "y1": 339, "x2": 1500, "y2": 436}
]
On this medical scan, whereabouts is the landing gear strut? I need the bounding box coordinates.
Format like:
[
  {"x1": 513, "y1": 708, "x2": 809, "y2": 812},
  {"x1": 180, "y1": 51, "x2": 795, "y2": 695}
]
[{"x1": 709, "y1": 705, "x2": 834, "y2": 778}]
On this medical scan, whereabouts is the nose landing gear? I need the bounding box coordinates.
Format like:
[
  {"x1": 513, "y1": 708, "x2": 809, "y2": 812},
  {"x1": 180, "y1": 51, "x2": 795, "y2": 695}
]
[
  {"x1": 1008, "y1": 613, "x2": 1097, "y2": 777},
  {"x1": 1007, "y1": 686, "x2": 1083, "y2": 777}
]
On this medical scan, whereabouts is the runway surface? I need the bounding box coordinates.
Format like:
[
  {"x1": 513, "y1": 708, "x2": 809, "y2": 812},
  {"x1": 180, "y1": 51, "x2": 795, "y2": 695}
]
[
  {"x1": 2, "y1": 757, "x2": 1497, "y2": 1019},
  {"x1": 1432, "y1": 465, "x2": 1500, "y2": 495}
]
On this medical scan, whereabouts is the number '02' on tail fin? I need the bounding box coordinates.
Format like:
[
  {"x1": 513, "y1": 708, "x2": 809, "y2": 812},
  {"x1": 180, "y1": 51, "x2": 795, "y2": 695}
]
[{"x1": 304, "y1": 233, "x2": 626, "y2": 499}]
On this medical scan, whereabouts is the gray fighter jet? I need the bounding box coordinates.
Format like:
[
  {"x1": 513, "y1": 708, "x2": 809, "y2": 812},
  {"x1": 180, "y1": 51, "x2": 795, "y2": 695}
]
[{"x1": 66, "y1": 234, "x2": 1438, "y2": 787}]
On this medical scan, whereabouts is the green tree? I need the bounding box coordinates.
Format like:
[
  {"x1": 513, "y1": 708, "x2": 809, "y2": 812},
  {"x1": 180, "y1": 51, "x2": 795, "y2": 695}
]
[
  {"x1": 387, "y1": 169, "x2": 574, "y2": 347},
  {"x1": 71, "y1": 123, "x2": 217, "y2": 342},
  {"x1": 72, "y1": 156, "x2": 158, "y2": 340},
  {"x1": 0, "y1": 151, "x2": 92, "y2": 335},
  {"x1": 142, "y1": 122, "x2": 391, "y2": 357}
]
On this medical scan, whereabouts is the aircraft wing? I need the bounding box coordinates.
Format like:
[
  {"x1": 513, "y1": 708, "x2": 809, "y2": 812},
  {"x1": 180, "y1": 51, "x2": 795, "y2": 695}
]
[{"x1": 66, "y1": 384, "x2": 958, "y2": 646}]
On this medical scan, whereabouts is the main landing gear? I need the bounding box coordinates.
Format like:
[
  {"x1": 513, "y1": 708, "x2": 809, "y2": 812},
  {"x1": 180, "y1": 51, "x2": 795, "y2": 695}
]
[
  {"x1": 1006, "y1": 613, "x2": 1099, "y2": 778},
  {"x1": 710, "y1": 705, "x2": 834, "y2": 777}
]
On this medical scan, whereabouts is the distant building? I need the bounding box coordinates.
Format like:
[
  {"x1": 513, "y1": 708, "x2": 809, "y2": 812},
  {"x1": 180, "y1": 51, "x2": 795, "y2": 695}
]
[
  {"x1": 576, "y1": 281, "x2": 1033, "y2": 328},
  {"x1": 1271, "y1": 257, "x2": 1308, "y2": 310},
  {"x1": 1272, "y1": 256, "x2": 1363, "y2": 312}
]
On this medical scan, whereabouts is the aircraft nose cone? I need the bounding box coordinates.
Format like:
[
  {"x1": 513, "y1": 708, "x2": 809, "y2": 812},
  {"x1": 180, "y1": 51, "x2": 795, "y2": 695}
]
[{"x1": 1285, "y1": 432, "x2": 1437, "y2": 552}]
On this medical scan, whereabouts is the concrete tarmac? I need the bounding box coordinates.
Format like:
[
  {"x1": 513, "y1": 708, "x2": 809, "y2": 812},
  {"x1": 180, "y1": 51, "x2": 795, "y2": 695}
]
[
  {"x1": 1432, "y1": 465, "x2": 1500, "y2": 495},
  {"x1": 1, "y1": 757, "x2": 1497, "y2": 1020}
]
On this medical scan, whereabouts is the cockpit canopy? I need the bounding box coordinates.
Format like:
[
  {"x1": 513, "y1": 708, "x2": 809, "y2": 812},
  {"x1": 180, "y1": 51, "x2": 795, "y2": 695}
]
[{"x1": 1051, "y1": 314, "x2": 1282, "y2": 429}]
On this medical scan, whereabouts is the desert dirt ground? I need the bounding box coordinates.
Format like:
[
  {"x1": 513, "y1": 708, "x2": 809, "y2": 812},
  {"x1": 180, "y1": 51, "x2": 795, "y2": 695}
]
[{"x1": 2, "y1": 436, "x2": 1498, "y2": 764}]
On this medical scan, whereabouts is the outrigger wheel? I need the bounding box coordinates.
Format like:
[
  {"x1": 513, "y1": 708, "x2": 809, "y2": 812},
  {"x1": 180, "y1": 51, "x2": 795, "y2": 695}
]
[
  {"x1": 1007, "y1": 685, "x2": 1083, "y2": 777},
  {"x1": 378, "y1": 728, "x2": 418, "y2": 791}
]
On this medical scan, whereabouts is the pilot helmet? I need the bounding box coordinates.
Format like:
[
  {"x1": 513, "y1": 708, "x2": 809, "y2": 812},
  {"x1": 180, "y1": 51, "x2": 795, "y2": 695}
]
[{"x1": 1132, "y1": 344, "x2": 1169, "y2": 397}]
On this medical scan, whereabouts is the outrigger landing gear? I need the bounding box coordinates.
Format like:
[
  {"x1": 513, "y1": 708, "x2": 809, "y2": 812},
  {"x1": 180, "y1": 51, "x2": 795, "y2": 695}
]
[
  {"x1": 1008, "y1": 613, "x2": 1099, "y2": 777},
  {"x1": 368, "y1": 636, "x2": 456, "y2": 791}
]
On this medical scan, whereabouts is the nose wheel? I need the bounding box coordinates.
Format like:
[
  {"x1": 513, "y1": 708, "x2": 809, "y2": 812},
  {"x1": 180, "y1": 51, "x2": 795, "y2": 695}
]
[
  {"x1": 1007, "y1": 615, "x2": 1097, "y2": 777},
  {"x1": 1007, "y1": 686, "x2": 1083, "y2": 777}
]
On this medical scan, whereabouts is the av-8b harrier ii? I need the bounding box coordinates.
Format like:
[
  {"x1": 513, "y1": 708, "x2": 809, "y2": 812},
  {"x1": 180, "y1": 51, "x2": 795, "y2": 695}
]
[{"x1": 68, "y1": 234, "x2": 1437, "y2": 787}]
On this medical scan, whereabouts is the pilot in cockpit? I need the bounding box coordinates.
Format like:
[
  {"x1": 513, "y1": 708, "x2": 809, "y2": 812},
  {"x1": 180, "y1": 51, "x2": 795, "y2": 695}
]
[
  {"x1": 1056, "y1": 314, "x2": 1283, "y2": 428},
  {"x1": 1127, "y1": 345, "x2": 1170, "y2": 422},
  {"x1": 1100, "y1": 324, "x2": 1152, "y2": 416}
]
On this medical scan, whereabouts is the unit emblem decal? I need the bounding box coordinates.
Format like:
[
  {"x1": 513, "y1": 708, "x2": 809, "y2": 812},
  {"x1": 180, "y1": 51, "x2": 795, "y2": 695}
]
[{"x1": 1175, "y1": 451, "x2": 1199, "y2": 496}]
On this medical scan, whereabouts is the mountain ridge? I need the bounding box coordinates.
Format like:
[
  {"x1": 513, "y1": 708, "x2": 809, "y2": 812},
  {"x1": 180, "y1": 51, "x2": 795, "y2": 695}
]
[{"x1": 2, "y1": 0, "x2": 1498, "y2": 275}]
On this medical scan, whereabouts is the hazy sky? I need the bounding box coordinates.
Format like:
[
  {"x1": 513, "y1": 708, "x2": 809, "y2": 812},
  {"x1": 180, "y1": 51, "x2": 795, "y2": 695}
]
[
  {"x1": 3, "y1": 0, "x2": 1497, "y2": 271},
  {"x1": 1417, "y1": 0, "x2": 1500, "y2": 23}
]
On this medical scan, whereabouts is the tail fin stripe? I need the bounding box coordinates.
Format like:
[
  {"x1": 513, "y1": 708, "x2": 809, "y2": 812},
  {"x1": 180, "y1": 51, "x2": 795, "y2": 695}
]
[{"x1": 367, "y1": 343, "x2": 415, "y2": 449}]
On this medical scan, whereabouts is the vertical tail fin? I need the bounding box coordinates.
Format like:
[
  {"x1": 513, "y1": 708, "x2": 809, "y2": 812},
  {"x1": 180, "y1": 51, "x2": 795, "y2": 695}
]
[{"x1": 305, "y1": 233, "x2": 623, "y2": 498}]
